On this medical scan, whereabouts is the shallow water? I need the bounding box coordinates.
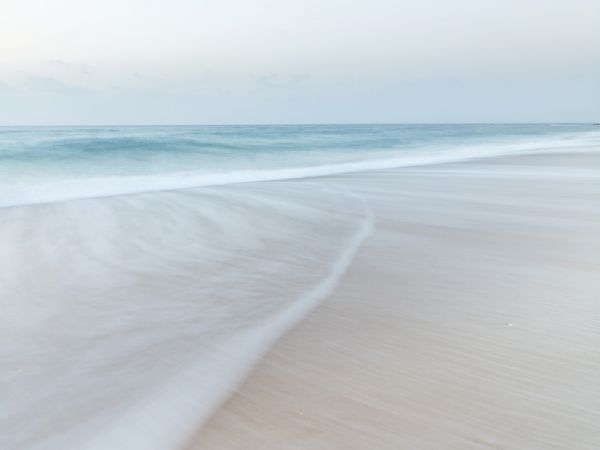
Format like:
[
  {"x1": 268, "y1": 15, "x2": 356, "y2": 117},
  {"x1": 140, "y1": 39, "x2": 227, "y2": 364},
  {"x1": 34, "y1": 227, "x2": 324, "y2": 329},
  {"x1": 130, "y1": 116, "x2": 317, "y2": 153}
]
[{"x1": 0, "y1": 182, "x2": 373, "y2": 449}]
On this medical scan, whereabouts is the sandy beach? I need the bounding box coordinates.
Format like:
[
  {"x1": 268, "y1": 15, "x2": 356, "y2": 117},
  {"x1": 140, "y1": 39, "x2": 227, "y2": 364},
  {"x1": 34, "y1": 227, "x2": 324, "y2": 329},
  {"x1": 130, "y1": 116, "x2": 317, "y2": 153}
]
[
  {"x1": 4, "y1": 0, "x2": 600, "y2": 447},
  {"x1": 189, "y1": 151, "x2": 600, "y2": 449}
]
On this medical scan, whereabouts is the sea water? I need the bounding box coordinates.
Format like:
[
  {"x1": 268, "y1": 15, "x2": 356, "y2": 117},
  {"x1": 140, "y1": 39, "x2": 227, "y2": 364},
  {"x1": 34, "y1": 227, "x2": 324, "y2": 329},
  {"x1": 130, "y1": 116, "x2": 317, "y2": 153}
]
[
  {"x1": 1, "y1": 124, "x2": 599, "y2": 207},
  {"x1": 1, "y1": 124, "x2": 598, "y2": 449}
]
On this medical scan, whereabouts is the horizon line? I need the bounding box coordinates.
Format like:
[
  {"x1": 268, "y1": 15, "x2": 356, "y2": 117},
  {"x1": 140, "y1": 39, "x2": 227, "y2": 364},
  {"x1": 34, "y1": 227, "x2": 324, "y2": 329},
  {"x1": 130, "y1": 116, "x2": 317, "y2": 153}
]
[{"x1": 1, "y1": 121, "x2": 598, "y2": 128}]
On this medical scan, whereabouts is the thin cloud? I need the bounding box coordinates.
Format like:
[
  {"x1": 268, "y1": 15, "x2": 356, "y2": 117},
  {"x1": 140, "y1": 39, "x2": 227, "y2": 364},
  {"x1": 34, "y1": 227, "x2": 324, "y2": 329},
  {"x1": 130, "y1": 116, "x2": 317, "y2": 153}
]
[{"x1": 24, "y1": 76, "x2": 92, "y2": 95}]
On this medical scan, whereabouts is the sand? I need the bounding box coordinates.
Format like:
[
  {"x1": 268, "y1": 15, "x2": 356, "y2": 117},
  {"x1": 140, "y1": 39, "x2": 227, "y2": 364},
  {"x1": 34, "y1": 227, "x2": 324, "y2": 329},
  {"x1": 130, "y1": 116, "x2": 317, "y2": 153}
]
[{"x1": 187, "y1": 151, "x2": 600, "y2": 449}]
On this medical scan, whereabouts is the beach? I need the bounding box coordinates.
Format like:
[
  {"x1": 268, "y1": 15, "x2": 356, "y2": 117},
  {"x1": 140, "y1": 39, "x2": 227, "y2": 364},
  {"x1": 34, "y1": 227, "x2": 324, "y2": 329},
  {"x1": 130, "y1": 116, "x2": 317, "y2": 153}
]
[
  {"x1": 190, "y1": 151, "x2": 600, "y2": 449},
  {"x1": 1, "y1": 126, "x2": 599, "y2": 450},
  {"x1": 4, "y1": 0, "x2": 599, "y2": 446}
]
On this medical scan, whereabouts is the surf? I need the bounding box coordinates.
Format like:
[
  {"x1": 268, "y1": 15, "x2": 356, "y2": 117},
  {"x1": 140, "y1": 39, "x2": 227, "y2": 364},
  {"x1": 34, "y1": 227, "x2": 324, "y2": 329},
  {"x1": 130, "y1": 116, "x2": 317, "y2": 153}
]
[
  {"x1": 0, "y1": 181, "x2": 373, "y2": 450},
  {"x1": 1, "y1": 125, "x2": 599, "y2": 208}
]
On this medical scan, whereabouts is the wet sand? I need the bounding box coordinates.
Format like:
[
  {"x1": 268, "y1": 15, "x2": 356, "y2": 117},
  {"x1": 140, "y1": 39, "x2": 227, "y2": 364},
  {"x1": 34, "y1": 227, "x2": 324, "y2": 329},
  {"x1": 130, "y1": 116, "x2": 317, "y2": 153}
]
[{"x1": 189, "y1": 152, "x2": 600, "y2": 449}]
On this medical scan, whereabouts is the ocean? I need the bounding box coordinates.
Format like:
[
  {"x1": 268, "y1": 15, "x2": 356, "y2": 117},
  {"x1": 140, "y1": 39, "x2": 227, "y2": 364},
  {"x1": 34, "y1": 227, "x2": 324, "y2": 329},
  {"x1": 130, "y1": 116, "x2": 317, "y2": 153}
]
[
  {"x1": 2, "y1": 124, "x2": 599, "y2": 207},
  {"x1": 1, "y1": 124, "x2": 599, "y2": 450}
]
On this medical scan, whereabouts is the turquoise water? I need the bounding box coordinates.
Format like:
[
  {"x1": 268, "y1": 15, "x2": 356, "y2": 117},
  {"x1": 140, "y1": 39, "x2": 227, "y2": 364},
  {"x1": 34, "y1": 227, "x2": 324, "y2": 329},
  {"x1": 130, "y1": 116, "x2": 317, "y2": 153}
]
[{"x1": 1, "y1": 124, "x2": 598, "y2": 207}]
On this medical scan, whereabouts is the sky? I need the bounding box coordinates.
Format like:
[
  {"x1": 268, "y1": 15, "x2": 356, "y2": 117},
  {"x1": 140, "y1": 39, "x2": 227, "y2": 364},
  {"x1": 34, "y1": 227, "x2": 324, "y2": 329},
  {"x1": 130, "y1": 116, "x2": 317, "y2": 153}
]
[{"x1": 1, "y1": 0, "x2": 599, "y2": 125}]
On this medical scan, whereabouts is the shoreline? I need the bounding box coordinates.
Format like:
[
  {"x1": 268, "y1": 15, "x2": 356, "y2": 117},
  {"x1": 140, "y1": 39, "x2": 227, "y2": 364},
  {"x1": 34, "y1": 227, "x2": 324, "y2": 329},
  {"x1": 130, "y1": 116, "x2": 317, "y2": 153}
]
[{"x1": 188, "y1": 151, "x2": 600, "y2": 449}]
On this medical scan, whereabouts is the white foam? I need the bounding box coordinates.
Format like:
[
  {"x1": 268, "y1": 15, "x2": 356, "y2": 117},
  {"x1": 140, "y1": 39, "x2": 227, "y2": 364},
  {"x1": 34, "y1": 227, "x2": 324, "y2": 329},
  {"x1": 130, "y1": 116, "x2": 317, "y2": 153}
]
[
  {"x1": 0, "y1": 183, "x2": 373, "y2": 450},
  {"x1": 80, "y1": 189, "x2": 374, "y2": 450}
]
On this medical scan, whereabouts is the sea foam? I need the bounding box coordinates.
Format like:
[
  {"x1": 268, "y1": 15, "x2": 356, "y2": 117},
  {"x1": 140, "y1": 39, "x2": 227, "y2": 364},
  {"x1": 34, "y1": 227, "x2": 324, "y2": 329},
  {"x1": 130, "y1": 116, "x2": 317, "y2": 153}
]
[{"x1": 0, "y1": 182, "x2": 372, "y2": 449}]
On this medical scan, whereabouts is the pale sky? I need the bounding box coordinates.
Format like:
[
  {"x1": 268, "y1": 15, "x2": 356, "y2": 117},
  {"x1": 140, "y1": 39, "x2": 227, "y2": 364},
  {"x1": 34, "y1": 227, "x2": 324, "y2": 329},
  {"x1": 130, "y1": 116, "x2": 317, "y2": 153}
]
[{"x1": 1, "y1": 0, "x2": 599, "y2": 125}]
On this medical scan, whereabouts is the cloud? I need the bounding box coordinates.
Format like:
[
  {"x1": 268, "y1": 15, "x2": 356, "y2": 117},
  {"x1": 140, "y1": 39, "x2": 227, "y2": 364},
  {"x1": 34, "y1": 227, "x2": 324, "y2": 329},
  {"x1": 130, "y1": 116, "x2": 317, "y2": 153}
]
[
  {"x1": 0, "y1": 80, "x2": 18, "y2": 97},
  {"x1": 256, "y1": 73, "x2": 310, "y2": 89},
  {"x1": 45, "y1": 60, "x2": 93, "y2": 75},
  {"x1": 46, "y1": 59, "x2": 69, "y2": 66},
  {"x1": 256, "y1": 73, "x2": 278, "y2": 88},
  {"x1": 24, "y1": 76, "x2": 92, "y2": 95},
  {"x1": 289, "y1": 73, "x2": 309, "y2": 84}
]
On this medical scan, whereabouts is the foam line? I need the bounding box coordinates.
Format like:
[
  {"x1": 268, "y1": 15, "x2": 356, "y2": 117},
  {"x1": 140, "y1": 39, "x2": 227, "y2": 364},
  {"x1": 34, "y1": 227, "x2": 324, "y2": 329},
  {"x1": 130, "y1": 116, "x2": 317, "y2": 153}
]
[{"x1": 78, "y1": 189, "x2": 374, "y2": 450}]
